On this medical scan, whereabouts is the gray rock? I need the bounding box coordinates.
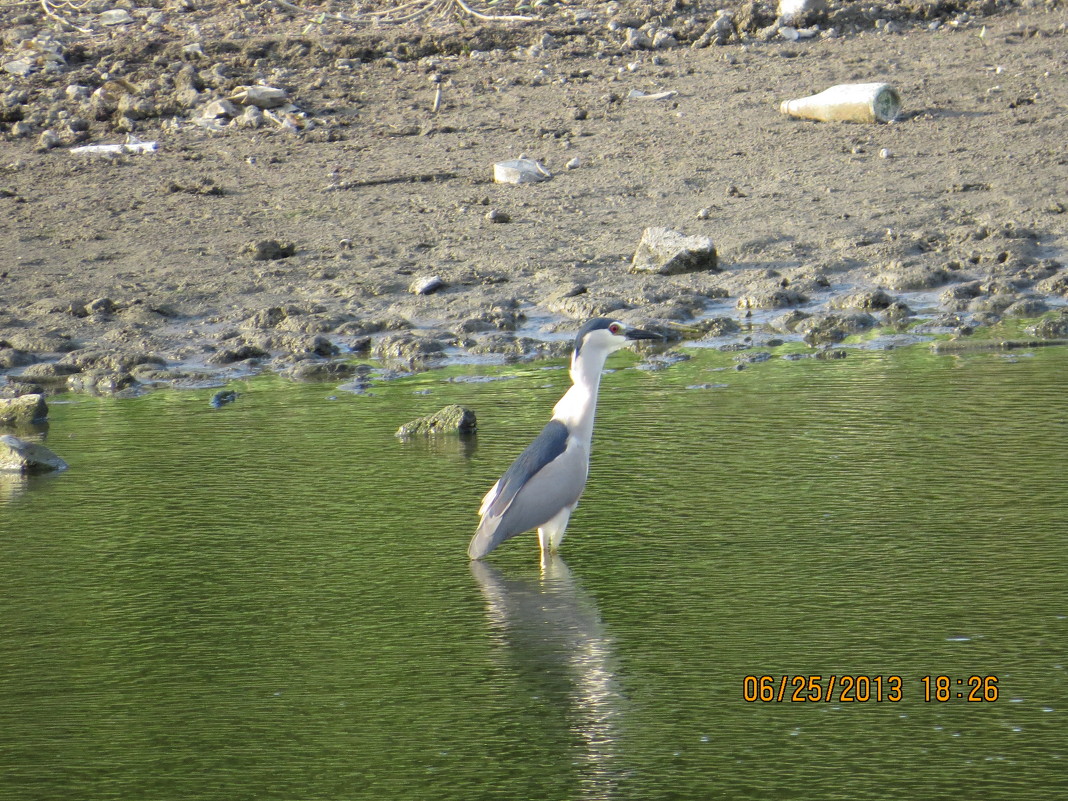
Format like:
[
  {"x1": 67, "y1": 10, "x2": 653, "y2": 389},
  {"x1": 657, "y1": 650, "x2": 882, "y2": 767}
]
[
  {"x1": 243, "y1": 239, "x2": 295, "y2": 260},
  {"x1": 283, "y1": 361, "x2": 359, "y2": 382},
  {"x1": 736, "y1": 288, "x2": 807, "y2": 310},
  {"x1": 18, "y1": 363, "x2": 83, "y2": 384},
  {"x1": 0, "y1": 394, "x2": 48, "y2": 427},
  {"x1": 0, "y1": 435, "x2": 67, "y2": 474},
  {"x1": 1029, "y1": 311, "x2": 1068, "y2": 338},
  {"x1": 372, "y1": 333, "x2": 446, "y2": 366},
  {"x1": 99, "y1": 9, "x2": 134, "y2": 25},
  {"x1": 2, "y1": 58, "x2": 35, "y2": 77},
  {"x1": 58, "y1": 349, "x2": 164, "y2": 372},
  {"x1": 410, "y1": 276, "x2": 446, "y2": 295},
  {"x1": 207, "y1": 344, "x2": 269, "y2": 364},
  {"x1": 631, "y1": 227, "x2": 719, "y2": 276},
  {"x1": 396, "y1": 404, "x2": 476, "y2": 438},
  {"x1": 695, "y1": 316, "x2": 742, "y2": 336},
  {"x1": 876, "y1": 262, "x2": 950, "y2": 291},
  {"x1": 0, "y1": 348, "x2": 35, "y2": 369},
  {"x1": 235, "y1": 105, "x2": 265, "y2": 129},
  {"x1": 200, "y1": 99, "x2": 239, "y2": 119},
  {"x1": 829, "y1": 289, "x2": 894, "y2": 311},
  {"x1": 625, "y1": 28, "x2": 653, "y2": 49},
  {"x1": 796, "y1": 313, "x2": 877, "y2": 346},
  {"x1": 652, "y1": 30, "x2": 679, "y2": 49},
  {"x1": 1003, "y1": 297, "x2": 1049, "y2": 317},
  {"x1": 67, "y1": 370, "x2": 136, "y2": 394}
]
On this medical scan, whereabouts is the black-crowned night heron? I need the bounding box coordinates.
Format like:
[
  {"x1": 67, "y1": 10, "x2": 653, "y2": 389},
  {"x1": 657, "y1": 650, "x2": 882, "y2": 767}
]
[{"x1": 468, "y1": 318, "x2": 660, "y2": 560}]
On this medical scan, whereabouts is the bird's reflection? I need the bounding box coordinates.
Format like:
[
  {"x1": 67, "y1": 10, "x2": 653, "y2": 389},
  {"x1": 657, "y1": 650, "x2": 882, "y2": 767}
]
[{"x1": 470, "y1": 555, "x2": 626, "y2": 798}]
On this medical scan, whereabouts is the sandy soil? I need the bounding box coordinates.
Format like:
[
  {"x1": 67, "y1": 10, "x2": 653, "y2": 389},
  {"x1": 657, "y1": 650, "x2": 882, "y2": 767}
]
[{"x1": 1, "y1": 0, "x2": 1066, "y2": 394}]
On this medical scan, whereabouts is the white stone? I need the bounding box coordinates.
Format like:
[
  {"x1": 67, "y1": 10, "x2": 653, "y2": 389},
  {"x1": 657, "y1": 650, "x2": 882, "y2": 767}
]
[
  {"x1": 99, "y1": 9, "x2": 134, "y2": 25},
  {"x1": 631, "y1": 227, "x2": 719, "y2": 275}
]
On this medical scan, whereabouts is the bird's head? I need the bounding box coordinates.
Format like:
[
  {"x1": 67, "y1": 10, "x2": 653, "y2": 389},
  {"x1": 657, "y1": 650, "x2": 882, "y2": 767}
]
[{"x1": 571, "y1": 318, "x2": 661, "y2": 369}]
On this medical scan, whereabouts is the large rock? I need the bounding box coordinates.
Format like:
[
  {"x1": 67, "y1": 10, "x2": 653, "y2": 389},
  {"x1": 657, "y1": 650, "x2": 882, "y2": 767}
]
[
  {"x1": 0, "y1": 435, "x2": 68, "y2": 474},
  {"x1": 0, "y1": 394, "x2": 48, "y2": 427},
  {"x1": 631, "y1": 227, "x2": 719, "y2": 275},
  {"x1": 396, "y1": 405, "x2": 477, "y2": 438}
]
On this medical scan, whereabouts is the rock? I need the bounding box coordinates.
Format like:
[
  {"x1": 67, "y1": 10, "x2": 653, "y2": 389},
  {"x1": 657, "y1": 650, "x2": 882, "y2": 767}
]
[
  {"x1": 695, "y1": 317, "x2": 742, "y2": 336},
  {"x1": 235, "y1": 105, "x2": 265, "y2": 129},
  {"x1": 940, "y1": 281, "x2": 983, "y2": 309},
  {"x1": 0, "y1": 348, "x2": 35, "y2": 369},
  {"x1": 67, "y1": 370, "x2": 136, "y2": 394},
  {"x1": 372, "y1": 334, "x2": 446, "y2": 366},
  {"x1": 1029, "y1": 311, "x2": 1068, "y2": 338},
  {"x1": 881, "y1": 301, "x2": 913, "y2": 323},
  {"x1": 0, "y1": 394, "x2": 48, "y2": 427},
  {"x1": 410, "y1": 276, "x2": 446, "y2": 295},
  {"x1": 396, "y1": 404, "x2": 476, "y2": 438},
  {"x1": 736, "y1": 288, "x2": 807, "y2": 309},
  {"x1": 207, "y1": 344, "x2": 269, "y2": 364},
  {"x1": 86, "y1": 297, "x2": 117, "y2": 315},
  {"x1": 243, "y1": 239, "x2": 295, "y2": 260},
  {"x1": 229, "y1": 85, "x2": 288, "y2": 109},
  {"x1": 18, "y1": 363, "x2": 82, "y2": 385},
  {"x1": 199, "y1": 98, "x2": 239, "y2": 120},
  {"x1": 829, "y1": 289, "x2": 894, "y2": 310},
  {"x1": 631, "y1": 227, "x2": 719, "y2": 276},
  {"x1": 652, "y1": 30, "x2": 679, "y2": 49},
  {"x1": 3, "y1": 58, "x2": 34, "y2": 77},
  {"x1": 772, "y1": 309, "x2": 811, "y2": 332},
  {"x1": 283, "y1": 361, "x2": 359, "y2": 381},
  {"x1": 1003, "y1": 297, "x2": 1049, "y2": 317},
  {"x1": 544, "y1": 291, "x2": 628, "y2": 319},
  {"x1": 36, "y1": 129, "x2": 61, "y2": 152},
  {"x1": 625, "y1": 28, "x2": 653, "y2": 50},
  {"x1": 876, "y1": 262, "x2": 950, "y2": 291},
  {"x1": 210, "y1": 390, "x2": 238, "y2": 407},
  {"x1": 796, "y1": 313, "x2": 877, "y2": 345},
  {"x1": 58, "y1": 349, "x2": 164, "y2": 372},
  {"x1": 0, "y1": 435, "x2": 68, "y2": 474},
  {"x1": 1035, "y1": 272, "x2": 1068, "y2": 297},
  {"x1": 98, "y1": 9, "x2": 134, "y2": 25},
  {"x1": 486, "y1": 209, "x2": 510, "y2": 223}
]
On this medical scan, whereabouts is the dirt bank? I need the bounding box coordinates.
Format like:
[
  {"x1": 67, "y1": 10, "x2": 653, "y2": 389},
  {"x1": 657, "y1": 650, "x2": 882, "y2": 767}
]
[{"x1": 2, "y1": 0, "x2": 1066, "y2": 395}]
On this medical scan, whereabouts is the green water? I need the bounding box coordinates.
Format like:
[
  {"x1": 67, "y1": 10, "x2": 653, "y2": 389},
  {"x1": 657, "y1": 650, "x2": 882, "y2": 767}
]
[{"x1": 1, "y1": 346, "x2": 1065, "y2": 801}]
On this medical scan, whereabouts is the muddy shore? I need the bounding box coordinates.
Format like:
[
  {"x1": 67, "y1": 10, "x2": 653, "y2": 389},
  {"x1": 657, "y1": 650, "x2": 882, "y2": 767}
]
[{"x1": 2, "y1": 0, "x2": 1066, "y2": 396}]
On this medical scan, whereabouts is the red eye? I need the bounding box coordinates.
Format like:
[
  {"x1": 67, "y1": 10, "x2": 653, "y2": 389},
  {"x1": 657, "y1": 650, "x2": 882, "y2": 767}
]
[{"x1": 609, "y1": 323, "x2": 622, "y2": 335}]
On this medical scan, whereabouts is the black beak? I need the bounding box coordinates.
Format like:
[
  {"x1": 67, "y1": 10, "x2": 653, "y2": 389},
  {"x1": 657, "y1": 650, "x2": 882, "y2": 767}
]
[{"x1": 625, "y1": 328, "x2": 663, "y2": 342}]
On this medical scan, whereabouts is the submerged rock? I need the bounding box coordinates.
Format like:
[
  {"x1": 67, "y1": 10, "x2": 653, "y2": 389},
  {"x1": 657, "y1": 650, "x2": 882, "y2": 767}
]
[
  {"x1": 210, "y1": 390, "x2": 238, "y2": 408},
  {"x1": 796, "y1": 312, "x2": 876, "y2": 346},
  {"x1": 0, "y1": 394, "x2": 48, "y2": 427},
  {"x1": 0, "y1": 435, "x2": 68, "y2": 474},
  {"x1": 396, "y1": 404, "x2": 477, "y2": 438}
]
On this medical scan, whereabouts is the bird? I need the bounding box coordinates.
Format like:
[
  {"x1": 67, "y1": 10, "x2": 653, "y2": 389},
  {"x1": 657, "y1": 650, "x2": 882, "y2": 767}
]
[{"x1": 468, "y1": 318, "x2": 660, "y2": 560}]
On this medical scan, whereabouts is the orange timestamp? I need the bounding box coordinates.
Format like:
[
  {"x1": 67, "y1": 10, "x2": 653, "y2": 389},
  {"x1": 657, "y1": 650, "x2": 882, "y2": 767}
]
[{"x1": 742, "y1": 675, "x2": 1000, "y2": 703}]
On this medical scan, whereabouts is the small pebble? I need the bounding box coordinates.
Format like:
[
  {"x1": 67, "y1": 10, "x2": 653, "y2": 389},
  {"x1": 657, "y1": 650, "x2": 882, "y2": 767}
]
[
  {"x1": 565, "y1": 157, "x2": 581, "y2": 170},
  {"x1": 411, "y1": 276, "x2": 446, "y2": 295},
  {"x1": 486, "y1": 209, "x2": 510, "y2": 223},
  {"x1": 879, "y1": 148, "x2": 893, "y2": 159}
]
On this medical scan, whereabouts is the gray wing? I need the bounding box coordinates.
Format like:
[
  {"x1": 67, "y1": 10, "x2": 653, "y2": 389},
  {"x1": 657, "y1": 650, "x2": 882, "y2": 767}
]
[{"x1": 468, "y1": 420, "x2": 588, "y2": 559}]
